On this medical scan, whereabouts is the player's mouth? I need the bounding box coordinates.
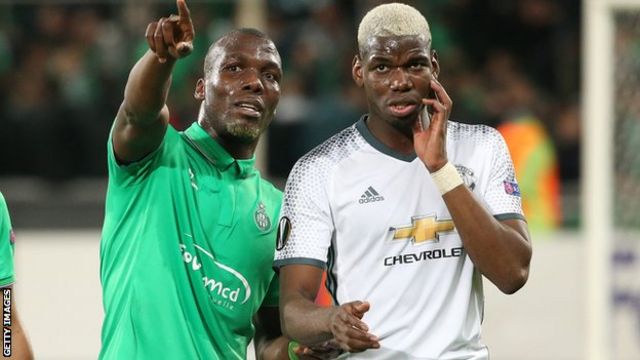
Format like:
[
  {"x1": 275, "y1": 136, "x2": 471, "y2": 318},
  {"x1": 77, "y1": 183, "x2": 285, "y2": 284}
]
[
  {"x1": 234, "y1": 99, "x2": 265, "y2": 118},
  {"x1": 388, "y1": 102, "x2": 418, "y2": 118}
]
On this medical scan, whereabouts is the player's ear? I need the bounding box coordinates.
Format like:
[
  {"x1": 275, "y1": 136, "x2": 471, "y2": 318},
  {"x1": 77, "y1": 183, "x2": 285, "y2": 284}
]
[
  {"x1": 430, "y1": 49, "x2": 440, "y2": 79},
  {"x1": 194, "y1": 78, "x2": 205, "y2": 100},
  {"x1": 352, "y1": 55, "x2": 364, "y2": 87}
]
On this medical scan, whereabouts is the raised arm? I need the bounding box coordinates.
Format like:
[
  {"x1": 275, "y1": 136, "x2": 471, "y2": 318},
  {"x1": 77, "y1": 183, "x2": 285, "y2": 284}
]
[
  {"x1": 113, "y1": 0, "x2": 194, "y2": 163},
  {"x1": 413, "y1": 79, "x2": 532, "y2": 294}
]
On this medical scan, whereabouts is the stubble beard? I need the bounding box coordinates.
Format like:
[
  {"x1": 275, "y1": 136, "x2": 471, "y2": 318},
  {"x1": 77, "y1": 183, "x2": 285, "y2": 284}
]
[
  {"x1": 224, "y1": 120, "x2": 262, "y2": 144},
  {"x1": 380, "y1": 108, "x2": 417, "y2": 139}
]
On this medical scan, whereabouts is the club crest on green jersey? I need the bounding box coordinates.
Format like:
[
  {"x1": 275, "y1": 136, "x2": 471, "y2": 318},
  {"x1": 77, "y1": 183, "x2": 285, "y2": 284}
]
[{"x1": 254, "y1": 202, "x2": 271, "y2": 232}]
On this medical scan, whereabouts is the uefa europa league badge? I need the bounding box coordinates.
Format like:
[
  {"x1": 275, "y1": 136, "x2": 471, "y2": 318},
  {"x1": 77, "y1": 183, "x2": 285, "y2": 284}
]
[
  {"x1": 254, "y1": 202, "x2": 271, "y2": 232},
  {"x1": 276, "y1": 217, "x2": 291, "y2": 250}
]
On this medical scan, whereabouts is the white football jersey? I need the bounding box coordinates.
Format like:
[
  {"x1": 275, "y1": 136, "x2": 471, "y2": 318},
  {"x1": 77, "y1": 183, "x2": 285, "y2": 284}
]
[{"x1": 274, "y1": 116, "x2": 525, "y2": 360}]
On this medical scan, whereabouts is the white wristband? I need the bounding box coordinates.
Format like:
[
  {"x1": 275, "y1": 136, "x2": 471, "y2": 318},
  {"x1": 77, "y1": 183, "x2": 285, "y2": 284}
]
[{"x1": 430, "y1": 162, "x2": 463, "y2": 195}]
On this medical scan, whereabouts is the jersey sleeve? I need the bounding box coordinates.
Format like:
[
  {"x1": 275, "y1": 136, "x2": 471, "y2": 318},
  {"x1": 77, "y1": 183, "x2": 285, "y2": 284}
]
[
  {"x1": 107, "y1": 121, "x2": 172, "y2": 186},
  {"x1": 273, "y1": 154, "x2": 334, "y2": 270},
  {"x1": 483, "y1": 129, "x2": 526, "y2": 221},
  {"x1": 0, "y1": 193, "x2": 15, "y2": 287}
]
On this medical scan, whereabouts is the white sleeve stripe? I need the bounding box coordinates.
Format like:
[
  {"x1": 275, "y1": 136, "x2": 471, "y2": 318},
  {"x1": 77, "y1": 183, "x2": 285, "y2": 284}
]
[{"x1": 273, "y1": 258, "x2": 327, "y2": 270}]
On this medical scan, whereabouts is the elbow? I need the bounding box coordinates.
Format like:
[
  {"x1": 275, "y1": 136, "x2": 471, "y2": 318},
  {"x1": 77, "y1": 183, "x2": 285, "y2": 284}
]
[
  {"x1": 497, "y1": 237, "x2": 532, "y2": 295},
  {"x1": 498, "y1": 266, "x2": 530, "y2": 295}
]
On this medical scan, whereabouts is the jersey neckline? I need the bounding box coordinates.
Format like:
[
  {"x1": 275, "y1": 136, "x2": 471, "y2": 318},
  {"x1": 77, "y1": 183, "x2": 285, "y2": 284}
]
[
  {"x1": 182, "y1": 122, "x2": 256, "y2": 178},
  {"x1": 355, "y1": 115, "x2": 417, "y2": 162}
]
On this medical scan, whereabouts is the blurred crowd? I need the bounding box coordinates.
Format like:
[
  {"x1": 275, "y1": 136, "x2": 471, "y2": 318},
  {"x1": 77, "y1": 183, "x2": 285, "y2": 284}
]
[
  {"x1": 614, "y1": 12, "x2": 640, "y2": 229},
  {"x1": 0, "y1": 0, "x2": 592, "y2": 228}
]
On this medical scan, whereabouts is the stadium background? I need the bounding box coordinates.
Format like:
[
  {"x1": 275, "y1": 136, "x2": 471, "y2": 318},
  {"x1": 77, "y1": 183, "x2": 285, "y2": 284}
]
[{"x1": 0, "y1": 0, "x2": 638, "y2": 359}]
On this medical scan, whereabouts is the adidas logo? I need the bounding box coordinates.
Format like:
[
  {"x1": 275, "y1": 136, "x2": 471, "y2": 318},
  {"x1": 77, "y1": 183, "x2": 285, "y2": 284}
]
[{"x1": 359, "y1": 186, "x2": 385, "y2": 204}]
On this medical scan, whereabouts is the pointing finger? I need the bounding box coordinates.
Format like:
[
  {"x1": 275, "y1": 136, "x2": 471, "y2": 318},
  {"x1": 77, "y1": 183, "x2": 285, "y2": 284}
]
[{"x1": 177, "y1": 0, "x2": 191, "y2": 22}]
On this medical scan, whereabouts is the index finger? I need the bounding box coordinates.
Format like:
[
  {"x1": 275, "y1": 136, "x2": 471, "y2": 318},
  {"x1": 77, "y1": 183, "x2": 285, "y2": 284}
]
[{"x1": 177, "y1": 0, "x2": 191, "y2": 22}]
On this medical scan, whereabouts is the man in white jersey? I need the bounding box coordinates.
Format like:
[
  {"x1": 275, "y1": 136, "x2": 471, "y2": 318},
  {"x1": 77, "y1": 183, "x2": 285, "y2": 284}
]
[{"x1": 274, "y1": 3, "x2": 532, "y2": 359}]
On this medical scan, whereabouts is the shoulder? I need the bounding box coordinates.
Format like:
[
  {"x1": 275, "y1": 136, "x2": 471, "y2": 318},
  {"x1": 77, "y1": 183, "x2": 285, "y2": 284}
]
[
  {"x1": 448, "y1": 121, "x2": 507, "y2": 154},
  {"x1": 259, "y1": 178, "x2": 284, "y2": 203},
  {"x1": 0, "y1": 193, "x2": 9, "y2": 230},
  {"x1": 159, "y1": 125, "x2": 183, "y2": 151},
  {"x1": 448, "y1": 121, "x2": 503, "y2": 143},
  {"x1": 290, "y1": 124, "x2": 363, "y2": 179},
  {"x1": 0, "y1": 192, "x2": 7, "y2": 217}
]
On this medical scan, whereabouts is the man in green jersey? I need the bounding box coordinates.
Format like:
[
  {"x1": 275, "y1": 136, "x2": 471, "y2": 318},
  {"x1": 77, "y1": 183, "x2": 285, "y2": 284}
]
[
  {"x1": 0, "y1": 192, "x2": 34, "y2": 360},
  {"x1": 100, "y1": 1, "x2": 313, "y2": 358}
]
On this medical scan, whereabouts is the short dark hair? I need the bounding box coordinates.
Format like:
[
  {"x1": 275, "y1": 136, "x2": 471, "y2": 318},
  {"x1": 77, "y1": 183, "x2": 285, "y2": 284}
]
[{"x1": 203, "y1": 28, "x2": 274, "y2": 77}]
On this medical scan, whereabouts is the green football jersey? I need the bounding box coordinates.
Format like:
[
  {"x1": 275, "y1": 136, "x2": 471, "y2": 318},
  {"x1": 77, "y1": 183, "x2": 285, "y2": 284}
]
[
  {"x1": 100, "y1": 122, "x2": 282, "y2": 359},
  {"x1": 0, "y1": 192, "x2": 15, "y2": 287}
]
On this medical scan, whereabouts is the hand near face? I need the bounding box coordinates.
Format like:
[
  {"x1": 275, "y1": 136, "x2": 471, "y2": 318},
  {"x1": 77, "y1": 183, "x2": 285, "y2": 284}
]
[
  {"x1": 327, "y1": 301, "x2": 380, "y2": 353},
  {"x1": 413, "y1": 79, "x2": 453, "y2": 172},
  {"x1": 144, "y1": 0, "x2": 195, "y2": 63}
]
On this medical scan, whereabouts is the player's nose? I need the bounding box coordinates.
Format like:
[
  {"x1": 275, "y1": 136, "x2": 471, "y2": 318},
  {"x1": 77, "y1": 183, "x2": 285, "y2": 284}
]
[{"x1": 241, "y1": 70, "x2": 264, "y2": 93}]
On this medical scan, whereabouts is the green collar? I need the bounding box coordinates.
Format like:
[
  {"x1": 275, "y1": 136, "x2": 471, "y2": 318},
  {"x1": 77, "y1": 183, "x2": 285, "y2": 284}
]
[
  {"x1": 183, "y1": 122, "x2": 256, "y2": 178},
  {"x1": 355, "y1": 115, "x2": 417, "y2": 162}
]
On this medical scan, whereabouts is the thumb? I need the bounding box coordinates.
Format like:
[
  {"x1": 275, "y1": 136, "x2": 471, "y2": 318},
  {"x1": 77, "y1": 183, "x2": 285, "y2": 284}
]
[
  {"x1": 351, "y1": 301, "x2": 371, "y2": 318},
  {"x1": 176, "y1": 41, "x2": 193, "y2": 56}
]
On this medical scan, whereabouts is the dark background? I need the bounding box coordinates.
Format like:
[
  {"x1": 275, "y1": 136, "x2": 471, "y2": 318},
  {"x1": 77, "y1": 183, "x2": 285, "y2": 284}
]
[{"x1": 0, "y1": 0, "x2": 582, "y2": 228}]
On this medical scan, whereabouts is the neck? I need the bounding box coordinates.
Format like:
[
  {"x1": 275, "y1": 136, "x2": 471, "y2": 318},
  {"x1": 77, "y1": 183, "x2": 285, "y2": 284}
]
[
  {"x1": 365, "y1": 113, "x2": 415, "y2": 155},
  {"x1": 197, "y1": 117, "x2": 257, "y2": 160}
]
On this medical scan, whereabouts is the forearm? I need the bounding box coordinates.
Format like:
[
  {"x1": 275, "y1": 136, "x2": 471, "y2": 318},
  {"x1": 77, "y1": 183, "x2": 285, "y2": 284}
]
[
  {"x1": 255, "y1": 335, "x2": 289, "y2": 360},
  {"x1": 122, "y1": 50, "x2": 175, "y2": 125},
  {"x1": 6, "y1": 288, "x2": 33, "y2": 360},
  {"x1": 443, "y1": 185, "x2": 531, "y2": 294},
  {"x1": 281, "y1": 295, "x2": 335, "y2": 345},
  {"x1": 10, "y1": 322, "x2": 33, "y2": 360}
]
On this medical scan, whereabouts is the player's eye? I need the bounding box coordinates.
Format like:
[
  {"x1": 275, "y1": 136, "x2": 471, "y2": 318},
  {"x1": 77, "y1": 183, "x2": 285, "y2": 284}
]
[
  {"x1": 376, "y1": 64, "x2": 388, "y2": 72},
  {"x1": 226, "y1": 65, "x2": 241, "y2": 72},
  {"x1": 409, "y1": 63, "x2": 424, "y2": 70}
]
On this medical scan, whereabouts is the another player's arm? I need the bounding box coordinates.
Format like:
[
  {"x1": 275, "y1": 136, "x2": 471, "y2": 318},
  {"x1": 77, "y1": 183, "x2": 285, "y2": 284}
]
[
  {"x1": 279, "y1": 264, "x2": 379, "y2": 353},
  {"x1": 413, "y1": 79, "x2": 532, "y2": 295},
  {"x1": 2, "y1": 286, "x2": 34, "y2": 360},
  {"x1": 253, "y1": 305, "x2": 289, "y2": 360},
  {"x1": 113, "y1": 0, "x2": 194, "y2": 163},
  {"x1": 254, "y1": 304, "x2": 342, "y2": 360}
]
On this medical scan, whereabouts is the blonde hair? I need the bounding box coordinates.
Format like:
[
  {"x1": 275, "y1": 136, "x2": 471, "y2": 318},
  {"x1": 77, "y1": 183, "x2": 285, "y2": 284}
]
[{"x1": 357, "y1": 3, "x2": 431, "y2": 53}]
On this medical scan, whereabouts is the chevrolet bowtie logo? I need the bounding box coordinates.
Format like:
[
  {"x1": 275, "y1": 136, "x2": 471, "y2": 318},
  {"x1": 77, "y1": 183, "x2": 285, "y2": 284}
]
[{"x1": 390, "y1": 215, "x2": 456, "y2": 244}]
